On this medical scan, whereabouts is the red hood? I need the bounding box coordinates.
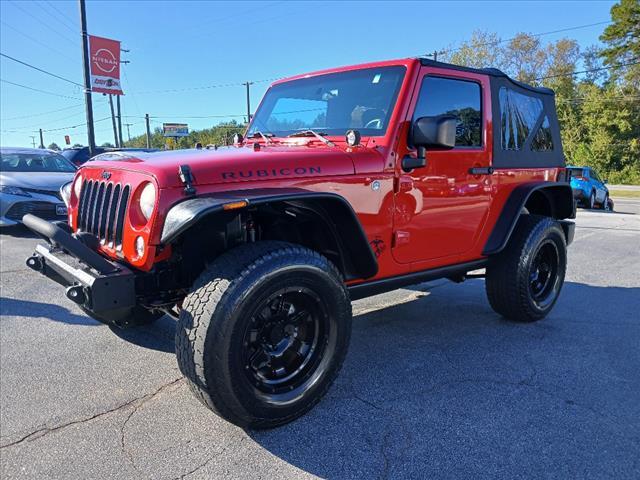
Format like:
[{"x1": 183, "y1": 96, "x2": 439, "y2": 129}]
[{"x1": 84, "y1": 144, "x2": 356, "y2": 188}]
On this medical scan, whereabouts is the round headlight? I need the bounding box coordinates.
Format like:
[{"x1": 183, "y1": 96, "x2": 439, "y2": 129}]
[
  {"x1": 138, "y1": 183, "x2": 156, "y2": 221},
  {"x1": 73, "y1": 176, "x2": 83, "y2": 198}
]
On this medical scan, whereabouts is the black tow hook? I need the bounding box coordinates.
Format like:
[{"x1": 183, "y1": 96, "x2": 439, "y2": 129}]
[
  {"x1": 66, "y1": 285, "x2": 86, "y2": 305},
  {"x1": 26, "y1": 255, "x2": 44, "y2": 272}
]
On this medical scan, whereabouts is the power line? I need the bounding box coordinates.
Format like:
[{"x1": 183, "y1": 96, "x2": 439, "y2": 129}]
[
  {"x1": 10, "y1": 107, "x2": 87, "y2": 130},
  {"x1": 41, "y1": 116, "x2": 111, "y2": 133},
  {"x1": 1, "y1": 103, "x2": 84, "y2": 121},
  {"x1": 39, "y1": 0, "x2": 77, "y2": 34},
  {"x1": 0, "y1": 52, "x2": 84, "y2": 87},
  {"x1": 430, "y1": 20, "x2": 612, "y2": 58},
  {"x1": 7, "y1": 0, "x2": 77, "y2": 46},
  {"x1": 129, "y1": 77, "x2": 277, "y2": 95},
  {"x1": 0, "y1": 21, "x2": 78, "y2": 63},
  {"x1": 0, "y1": 78, "x2": 81, "y2": 100},
  {"x1": 536, "y1": 58, "x2": 640, "y2": 80}
]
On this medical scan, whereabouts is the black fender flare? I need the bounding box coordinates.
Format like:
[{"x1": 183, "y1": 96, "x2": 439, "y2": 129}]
[
  {"x1": 160, "y1": 188, "x2": 378, "y2": 280},
  {"x1": 483, "y1": 182, "x2": 575, "y2": 255}
]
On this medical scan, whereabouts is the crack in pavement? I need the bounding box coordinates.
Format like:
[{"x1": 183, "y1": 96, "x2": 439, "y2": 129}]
[
  {"x1": 119, "y1": 377, "x2": 185, "y2": 476},
  {"x1": 0, "y1": 377, "x2": 184, "y2": 450},
  {"x1": 173, "y1": 447, "x2": 227, "y2": 480}
]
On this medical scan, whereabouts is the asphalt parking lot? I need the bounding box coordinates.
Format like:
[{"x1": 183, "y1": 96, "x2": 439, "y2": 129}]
[{"x1": 1, "y1": 199, "x2": 639, "y2": 479}]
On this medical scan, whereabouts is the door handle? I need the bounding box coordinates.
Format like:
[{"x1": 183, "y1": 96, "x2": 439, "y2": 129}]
[{"x1": 468, "y1": 167, "x2": 494, "y2": 175}]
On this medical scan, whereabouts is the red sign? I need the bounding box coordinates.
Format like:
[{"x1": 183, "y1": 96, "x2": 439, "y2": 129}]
[
  {"x1": 64, "y1": 135, "x2": 71, "y2": 145},
  {"x1": 89, "y1": 35, "x2": 123, "y2": 95}
]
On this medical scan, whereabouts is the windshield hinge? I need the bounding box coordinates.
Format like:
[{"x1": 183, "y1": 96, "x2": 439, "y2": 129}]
[{"x1": 178, "y1": 165, "x2": 196, "y2": 195}]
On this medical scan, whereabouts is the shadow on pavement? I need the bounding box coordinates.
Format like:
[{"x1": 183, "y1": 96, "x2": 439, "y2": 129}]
[
  {"x1": 108, "y1": 314, "x2": 176, "y2": 353},
  {"x1": 0, "y1": 296, "x2": 99, "y2": 326},
  {"x1": 247, "y1": 281, "x2": 640, "y2": 479},
  {"x1": 0, "y1": 224, "x2": 38, "y2": 238}
]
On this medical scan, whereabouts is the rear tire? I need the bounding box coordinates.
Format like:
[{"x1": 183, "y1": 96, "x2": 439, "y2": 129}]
[
  {"x1": 176, "y1": 241, "x2": 351, "y2": 429},
  {"x1": 486, "y1": 215, "x2": 567, "y2": 322}
]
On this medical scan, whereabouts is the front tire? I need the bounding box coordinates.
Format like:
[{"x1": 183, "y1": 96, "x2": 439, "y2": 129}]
[
  {"x1": 176, "y1": 241, "x2": 352, "y2": 429},
  {"x1": 486, "y1": 215, "x2": 567, "y2": 322},
  {"x1": 588, "y1": 191, "x2": 596, "y2": 209}
]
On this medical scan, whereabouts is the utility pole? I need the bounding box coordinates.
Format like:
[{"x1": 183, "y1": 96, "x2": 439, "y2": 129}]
[
  {"x1": 244, "y1": 81, "x2": 253, "y2": 124},
  {"x1": 108, "y1": 95, "x2": 119, "y2": 147},
  {"x1": 29, "y1": 135, "x2": 36, "y2": 148},
  {"x1": 433, "y1": 50, "x2": 438, "y2": 61},
  {"x1": 145, "y1": 113, "x2": 151, "y2": 148},
  {"x1": 39, "y1": 129, "x2": 44, "y2": 149},
  {"x1": 124, "y1": 123, "x2": 133, "y2": 142},
  {"x1": 116, "y1": 95, "x2": 123, "y2": 147},
  {"x1": 78, "y1": 0, "x2": 96, "y2": 156}
]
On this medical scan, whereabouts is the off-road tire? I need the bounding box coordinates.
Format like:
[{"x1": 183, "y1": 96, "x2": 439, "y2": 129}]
[
  {"x1": 486, "y1": 215, "x2": 567, "y2": 322},
  {"x1": 175, "y1": 241, "x2": 352, "y2": 429}
]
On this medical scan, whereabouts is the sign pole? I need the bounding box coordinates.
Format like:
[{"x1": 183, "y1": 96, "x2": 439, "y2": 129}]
[
  {"x1": 78, "y1": 0, "x2": 96, "y2": 155},
  {"x1": 116, "y1": 95, "x2": 123, "y2": 147},
  {"x1": 145, "y1": 114, "x2": 151, "y2": 148},
  {"x1": 108, "y1": 95, "x2": 118, "y2": 147}
]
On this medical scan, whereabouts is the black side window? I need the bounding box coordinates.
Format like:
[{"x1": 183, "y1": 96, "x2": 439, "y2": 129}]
[
  {"x1": 499, "y1": 87, "x2": 543, "y2": 150},
  {"x1": 531, "y1": 116, "x2": 554, "y2": 151},
  {"x1": 413, "y1": 76, "x2": 482, "y2": 147}
]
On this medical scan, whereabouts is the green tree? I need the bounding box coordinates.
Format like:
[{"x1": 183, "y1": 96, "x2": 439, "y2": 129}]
[
  {"x1": 503, "y1": 33, "x2": 547, "y2": 84},
  {"x1": 447, "y1": 30, "x2": 504, "y2": 69},
  {"x1": 47, "y1": 142, "x2": 60, "y2": 151},
  {"x1": 72, "y1": 143, "x2": 83, "y2": 148},
  {"x1": 101, "y1": 142, "x2": 115, "y2": 148},
  {"x1": 600, "y1": 0, "x2": 640, "y2": 88}
]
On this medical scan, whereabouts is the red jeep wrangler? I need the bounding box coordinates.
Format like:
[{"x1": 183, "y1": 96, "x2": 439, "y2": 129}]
[{"x1": 24, "y1": 58, "x2": 575, "y2": 428}]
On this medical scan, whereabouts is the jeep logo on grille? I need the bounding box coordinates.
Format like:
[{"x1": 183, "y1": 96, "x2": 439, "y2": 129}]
[{"x1": 101, "y1": 171, "x2": 111, "y2": 180}]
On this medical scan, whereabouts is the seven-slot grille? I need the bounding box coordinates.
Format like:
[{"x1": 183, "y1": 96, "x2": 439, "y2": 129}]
[{"x1": 77, "y1": 179, "x2": 130, "y2": 249}]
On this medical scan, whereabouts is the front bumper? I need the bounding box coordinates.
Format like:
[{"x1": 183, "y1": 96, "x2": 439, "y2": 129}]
[{"x1": 23, "y1": 214, "x2": 137, "y2": 325}]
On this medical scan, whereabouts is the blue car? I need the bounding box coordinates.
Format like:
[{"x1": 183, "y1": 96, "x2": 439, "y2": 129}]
[{"x1": 567, "y1": 166, "x2": 613, "y2": 211}]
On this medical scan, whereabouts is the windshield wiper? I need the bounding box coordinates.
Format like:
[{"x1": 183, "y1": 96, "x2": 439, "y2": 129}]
[
  {"x1": 251, "y1": 131, "x2": 273, "y2": 144},
  {"x1": 287, "y1": 129, "x2": 335, "y2": 147}
]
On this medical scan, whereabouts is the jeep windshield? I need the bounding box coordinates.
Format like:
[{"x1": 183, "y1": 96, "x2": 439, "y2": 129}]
[{"x1": 248, "y1": 66, "x2": 406, "y2": 139}]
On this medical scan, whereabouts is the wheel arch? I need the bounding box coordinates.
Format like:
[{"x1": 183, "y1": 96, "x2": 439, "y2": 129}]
[
  {"x1": 483, "y1": 182, "x2": 575, "y2": 256},
  {"x1": 160, "y1": 188, "x2": 378, "y2": 281}
]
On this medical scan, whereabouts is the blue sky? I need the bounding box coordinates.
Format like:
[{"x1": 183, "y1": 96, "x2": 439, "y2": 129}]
[{"x1": 1, "y1": 0, "x2": 616, "y2": 148}]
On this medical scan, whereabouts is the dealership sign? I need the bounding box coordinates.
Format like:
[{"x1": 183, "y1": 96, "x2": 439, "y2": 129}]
[
  {"x1": 163, "y1": 123, "x2": 189, "y2": 137},
  {"x1": 89, "y1": 35, "x2": 123, "y2": 95}
]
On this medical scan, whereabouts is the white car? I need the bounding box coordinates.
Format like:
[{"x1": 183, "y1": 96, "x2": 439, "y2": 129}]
[{"x1": 0, "y1": 147, "x2": 76, "y2": 227}]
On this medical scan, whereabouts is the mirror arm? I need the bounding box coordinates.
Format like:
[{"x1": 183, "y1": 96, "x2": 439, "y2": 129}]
[{"x1": 417, "y1": 146, "x2": 426, "y2": 161}]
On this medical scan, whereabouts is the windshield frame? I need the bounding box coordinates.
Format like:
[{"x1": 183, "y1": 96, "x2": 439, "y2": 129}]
[{"x1": 248, "y1": 65, "x2": 408, "y2": 140}]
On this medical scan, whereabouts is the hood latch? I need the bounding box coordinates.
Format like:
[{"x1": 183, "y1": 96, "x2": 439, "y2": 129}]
[{"x1": 178, "y1": 165, "x2": 196, "y2": 195}]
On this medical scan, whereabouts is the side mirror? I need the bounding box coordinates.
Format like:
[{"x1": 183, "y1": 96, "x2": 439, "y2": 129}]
[{"x1": 403, "y1": 115, "x2": 457, "y2": 172}]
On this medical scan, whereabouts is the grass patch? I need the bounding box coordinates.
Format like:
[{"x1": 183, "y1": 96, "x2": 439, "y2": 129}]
[{"x1": 609, "y1": 190, "x2": 640, "y2": 198}]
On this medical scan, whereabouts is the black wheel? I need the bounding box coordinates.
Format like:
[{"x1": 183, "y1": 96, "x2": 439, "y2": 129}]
[
  {"x1": 486, "y1": 215, "x2": 567, "y2": 322},
  {"x1": 176, "y1": 241, "x2": 351, "y2": 429},
  {"x1": 588, "y1": 191, "x2": 595, "y2": 209},
  {"x1": 603, "y1": 194, "x2": 611, "y2": 211}
]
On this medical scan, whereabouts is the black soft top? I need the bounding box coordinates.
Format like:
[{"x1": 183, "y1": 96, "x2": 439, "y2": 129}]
[{"x1": 419, "y1": 58, "x2": 564, "y2": 168}]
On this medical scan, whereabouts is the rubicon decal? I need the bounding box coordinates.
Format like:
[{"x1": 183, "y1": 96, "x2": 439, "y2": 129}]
[{"x1": 222, "y1": 166, "x2": 322, "y2": 180}]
